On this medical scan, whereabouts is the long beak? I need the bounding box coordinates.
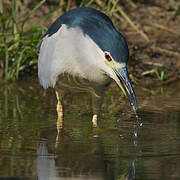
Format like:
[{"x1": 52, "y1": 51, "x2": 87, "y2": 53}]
[{"x1": 112, "y1": 67, "x2": 138, "y2": 112}]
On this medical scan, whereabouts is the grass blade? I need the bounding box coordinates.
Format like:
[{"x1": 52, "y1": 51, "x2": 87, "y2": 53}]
[
  {"x1": 5, "y1": 45, "x2": 9, "y2": 81},
  {"x1": 0, "y1": 0, "x2": 3, "y2": 14},
  {"x1": 21, "y1": 0, "x2": 46, "y2": 31}
]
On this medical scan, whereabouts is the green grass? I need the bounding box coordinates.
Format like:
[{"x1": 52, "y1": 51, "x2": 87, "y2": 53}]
[
  {"x1": 0, "y1": 0, "x2": 44, "y2": 81},
  {"x1": 142, "y1": 68, "x2": 168, "y2": 81},
  {"x1": 169, "y1": 0, "x2": 180, "y2": 19},
  {"x1": 0, "y1": 0, "x2": 63, "y2": 82}
]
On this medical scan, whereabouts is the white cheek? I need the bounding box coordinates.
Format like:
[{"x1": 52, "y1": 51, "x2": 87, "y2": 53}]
[
  {"x1": 105, "y1": 61, "x2": 126, "y2": 80},
  {"x1": 103, "y1": 62, "x2": 114, "y2": 79}
]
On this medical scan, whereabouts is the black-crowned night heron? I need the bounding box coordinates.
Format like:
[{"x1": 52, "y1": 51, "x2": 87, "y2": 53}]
[{"x1": 38, "y1": 7, "x2": 137, "y2": 128}]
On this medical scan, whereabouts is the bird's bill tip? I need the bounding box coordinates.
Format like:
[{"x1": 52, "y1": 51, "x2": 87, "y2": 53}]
[{"x1": 112, "y1": 67, "x2": 138, "y2": 112}]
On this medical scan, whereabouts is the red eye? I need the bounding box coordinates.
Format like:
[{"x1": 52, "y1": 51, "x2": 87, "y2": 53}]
[{"x1": 105, "y1": 53, "x2": 112, "y2": 61}]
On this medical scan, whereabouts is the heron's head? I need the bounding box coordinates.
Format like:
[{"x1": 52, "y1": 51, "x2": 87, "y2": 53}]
[
  {"x1": 101, "y1": 48, "x2": 137, "y2": 113},
  {"x1": 73, "y1": 8, "x2": 138, "y2": 112},
  {"x1": 78, "y1": 9, "x2": 138, "y2": 112},
  {"x1": 81, "y1": 27, "x2": 137, "y2": 112}
]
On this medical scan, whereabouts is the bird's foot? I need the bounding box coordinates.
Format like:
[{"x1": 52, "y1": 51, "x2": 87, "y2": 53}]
[
  {"x1": 92, "y1": 114, "x2": 98, "y2": 128},
  {"x1": 92, "y1": 115, "x2": 102, "y2": 137},
  {"x1": 55, "y1": 112, "x2": 64, "y2": 149}
]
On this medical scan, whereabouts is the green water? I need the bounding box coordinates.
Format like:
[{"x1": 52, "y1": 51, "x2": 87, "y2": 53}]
[{"x1": 0, "y1": 80, "x2": 180, "y2": 180}]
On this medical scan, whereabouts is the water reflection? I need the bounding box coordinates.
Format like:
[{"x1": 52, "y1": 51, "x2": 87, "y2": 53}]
[
  {"x1": 37, "y1": 129, "x2": 137, "y2": 180},
  {"x1": 0, "y1": 81, "x2": 180, "y2": 179},
  {"x1": 37, "y1": 139, "x2": 57, "y2": 180}
]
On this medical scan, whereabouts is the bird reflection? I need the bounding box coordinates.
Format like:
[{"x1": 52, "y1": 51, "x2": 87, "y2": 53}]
[
  {"x1": 37, "y1": 127, "x2": 138, "y2": 180},
  {"x1": 37, "y1": 138, "x2": 107, "y2": 180},
  {"x1": 37, "y1": 139, "x2": 58, "y2": 180}
]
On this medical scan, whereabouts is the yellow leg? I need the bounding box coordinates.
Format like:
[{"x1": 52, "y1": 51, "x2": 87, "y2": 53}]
[
  {"x1": 91, "y1": 86, "x2": 105, "y2": 128},
  {"x1": 55, "y1": 91, "x2": 64, "y2": 143},
  {"x1": 91, "y1": 95, "x2": 103, "y2": 128},
  {"x1": 92, "y1": 114, "x2": 98, "y2": 128}
]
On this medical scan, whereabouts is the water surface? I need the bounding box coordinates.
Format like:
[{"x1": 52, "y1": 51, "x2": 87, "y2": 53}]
[{"x1": 0, "y1": 80, "x2": 180, "y2": 180}]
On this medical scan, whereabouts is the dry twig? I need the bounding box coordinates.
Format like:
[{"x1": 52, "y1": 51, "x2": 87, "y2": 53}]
[
  {"x1": 114, "y1": 4, "x2": 149, "y2": 42},
  {"x1": 150, "y1": 23, "x2": 179, "y2": 35},
  {"x1": 126, "y1": 0, "x2": 136, "y2": 9},
  {"x1": 66, "y1": 0, "x2": 72, "y2": 12},
  {"x1": 151, "y1": 46, "x2": 180, "y2": 57}
]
